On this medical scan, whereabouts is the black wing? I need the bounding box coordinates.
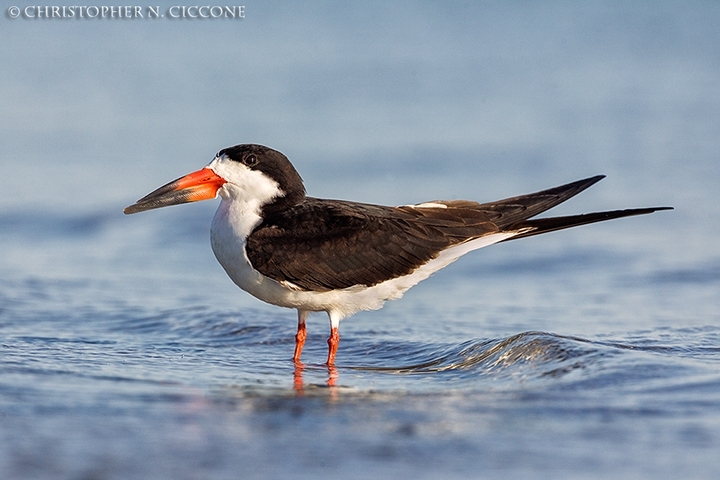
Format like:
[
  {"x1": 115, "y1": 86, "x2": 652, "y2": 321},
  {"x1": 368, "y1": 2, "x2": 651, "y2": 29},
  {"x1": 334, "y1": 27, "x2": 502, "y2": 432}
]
[
  {"x1": 246, "y1": 198, "x2": 500, "y2": 291},
  {"x1": 245, "y1": 175, "x2": 670, "y2": 291}
]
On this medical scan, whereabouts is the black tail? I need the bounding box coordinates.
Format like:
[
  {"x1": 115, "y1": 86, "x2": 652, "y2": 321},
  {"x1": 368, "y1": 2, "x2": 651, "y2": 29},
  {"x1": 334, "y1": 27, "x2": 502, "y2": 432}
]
[
  {"x1": 483, "y1": 175, "x2": 607, "y2": 228},
  {"x1": 502, "y1": 207, "x2": 673, "y2": 241}
]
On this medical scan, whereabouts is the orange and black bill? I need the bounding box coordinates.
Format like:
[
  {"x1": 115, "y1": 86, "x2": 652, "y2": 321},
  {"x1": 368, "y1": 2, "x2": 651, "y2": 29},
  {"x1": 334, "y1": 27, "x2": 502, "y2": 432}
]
[{"x1": 124, "y1": 168, "x2": 226, "y2": 214}]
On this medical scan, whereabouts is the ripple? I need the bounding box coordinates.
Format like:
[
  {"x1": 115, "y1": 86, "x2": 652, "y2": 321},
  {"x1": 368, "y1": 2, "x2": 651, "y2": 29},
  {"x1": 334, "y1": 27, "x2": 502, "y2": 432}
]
[
  {"x1": 5, "y1": 298, "x2": 720, "y2": 400},
  {"x1": 346, "y1": 331, "x2": 607, "y2": 378}
]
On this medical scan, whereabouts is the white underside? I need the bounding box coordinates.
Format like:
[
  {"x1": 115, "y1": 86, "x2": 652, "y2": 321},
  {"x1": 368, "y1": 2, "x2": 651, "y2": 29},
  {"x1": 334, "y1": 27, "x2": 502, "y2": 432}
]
[{"x1": 210, "y1": 190, "x2": 524, "y2": 323}]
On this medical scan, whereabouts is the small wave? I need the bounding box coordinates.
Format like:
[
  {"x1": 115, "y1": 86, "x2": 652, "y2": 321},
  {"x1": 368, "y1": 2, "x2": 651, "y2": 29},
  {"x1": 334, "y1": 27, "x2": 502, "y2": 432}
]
[
  {"x1": 327, "y1": 327, "x2": 720, "y2": 396},
  {"x1": 348, "y1": 332, "x2": 608, "y2": 379}
]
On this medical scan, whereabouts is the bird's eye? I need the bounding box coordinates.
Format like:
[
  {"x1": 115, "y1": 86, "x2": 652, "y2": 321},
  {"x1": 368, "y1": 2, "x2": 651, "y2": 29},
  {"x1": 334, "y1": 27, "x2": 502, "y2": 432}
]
[{"x1": 245, "y1": 154, "x2": 257, "y2": 166}]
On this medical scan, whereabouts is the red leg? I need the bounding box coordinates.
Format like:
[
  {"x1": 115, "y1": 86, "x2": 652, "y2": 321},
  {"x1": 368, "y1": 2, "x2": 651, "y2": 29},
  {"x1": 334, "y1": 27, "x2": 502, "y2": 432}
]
[
  {"x1": 326, "y1": 326, "x2": 340, "y2": 366},
  {"x1": 293, "y1": 322, "x2": 307, "y2": 364},
  {"x1": 293, "y1": 310, "x2": 308, "y2": 364}
]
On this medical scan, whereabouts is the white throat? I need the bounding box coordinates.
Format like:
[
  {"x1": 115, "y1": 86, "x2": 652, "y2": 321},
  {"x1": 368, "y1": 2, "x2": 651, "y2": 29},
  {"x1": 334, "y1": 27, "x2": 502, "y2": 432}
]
[{"x1": 207, "y1": 155, "x2": 288, "y2": 302}]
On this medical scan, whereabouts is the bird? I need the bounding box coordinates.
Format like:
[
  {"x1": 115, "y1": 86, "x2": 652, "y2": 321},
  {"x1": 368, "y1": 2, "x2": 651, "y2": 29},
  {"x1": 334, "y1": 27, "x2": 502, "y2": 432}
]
[{"x1": 124, "y1": 144, "x2": 671, "y2": 366}]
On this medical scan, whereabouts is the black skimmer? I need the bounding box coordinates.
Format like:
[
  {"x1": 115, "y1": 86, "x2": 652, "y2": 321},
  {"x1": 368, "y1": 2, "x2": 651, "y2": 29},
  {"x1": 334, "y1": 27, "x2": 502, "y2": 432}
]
[{"x1": 124, "y1": 144, "x2": 671, "y2": 366}]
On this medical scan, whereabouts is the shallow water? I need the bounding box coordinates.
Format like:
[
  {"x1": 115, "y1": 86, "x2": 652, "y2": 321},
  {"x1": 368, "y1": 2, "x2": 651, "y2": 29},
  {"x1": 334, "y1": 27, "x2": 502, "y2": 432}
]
[
  {"x1": 2, "y1": 206, "x2": 720, "y2": 479},
  {"x1": 2, "y1": 2, "x2": 720, "y2": 479}
]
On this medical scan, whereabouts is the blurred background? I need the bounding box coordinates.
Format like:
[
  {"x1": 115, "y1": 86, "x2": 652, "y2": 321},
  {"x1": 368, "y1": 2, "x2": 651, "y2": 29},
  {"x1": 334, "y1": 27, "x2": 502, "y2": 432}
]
[
  {"x1": 2, "y1": 0, "x2": 718, "y2": 326},
  {"x1": 1, "y1": 2, "x2": 719, "y2": 478},
  {"x1": 2, "y1": 2, "x2": 717, "y2": 208}
]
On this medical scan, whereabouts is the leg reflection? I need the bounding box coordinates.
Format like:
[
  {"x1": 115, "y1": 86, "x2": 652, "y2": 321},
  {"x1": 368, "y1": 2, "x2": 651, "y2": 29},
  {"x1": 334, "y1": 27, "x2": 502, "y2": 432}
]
[
  {"x1": 291, "y1": 361, "x2": 340, "y2": 391},
  {"x1": 293, "y1": 361, "x2": 305, "y2": 394},
  {"x1": 327, "y1": 364, "x2": 338, "y2": 387}
]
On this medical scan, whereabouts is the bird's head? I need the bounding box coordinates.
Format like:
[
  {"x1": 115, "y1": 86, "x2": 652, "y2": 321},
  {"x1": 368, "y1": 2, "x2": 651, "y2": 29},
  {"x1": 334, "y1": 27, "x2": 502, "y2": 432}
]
[{"x1": 124, "y1": 144, "x2": 305, "y2": 215}]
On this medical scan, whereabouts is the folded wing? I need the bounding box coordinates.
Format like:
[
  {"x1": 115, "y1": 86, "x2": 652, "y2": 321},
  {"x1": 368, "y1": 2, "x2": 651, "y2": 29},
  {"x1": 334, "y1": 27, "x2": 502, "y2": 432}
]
[{"x1": 245, "y1": 176, "x2": 671, "y2": 291}]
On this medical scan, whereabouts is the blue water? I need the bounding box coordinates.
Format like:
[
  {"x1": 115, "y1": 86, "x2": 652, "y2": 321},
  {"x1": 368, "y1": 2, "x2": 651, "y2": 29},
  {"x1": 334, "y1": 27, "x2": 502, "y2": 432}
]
[{"x1": 2, "y1": 2, "x2": 720, "y2": 479}]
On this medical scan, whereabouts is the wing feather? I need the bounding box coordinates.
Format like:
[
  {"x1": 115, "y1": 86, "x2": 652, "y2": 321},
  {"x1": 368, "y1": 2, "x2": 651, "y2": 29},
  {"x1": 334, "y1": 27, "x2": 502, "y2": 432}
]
[
  {"x1": 245, "y1": 175, "x2": 646, "y2": 292},
  {"x1": 246, "y1": 198, "x2": 498, "y2": 291}
]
